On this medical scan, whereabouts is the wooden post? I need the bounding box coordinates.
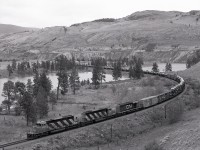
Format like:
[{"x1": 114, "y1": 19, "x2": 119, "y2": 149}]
[{"x1": 110, "y1": 124, "x2": 113, "y2": 141}]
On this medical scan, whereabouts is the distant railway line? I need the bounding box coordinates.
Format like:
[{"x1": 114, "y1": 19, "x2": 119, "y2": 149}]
[{"x1": 0, "y1": 66, "x2": 185, "y2": 150}]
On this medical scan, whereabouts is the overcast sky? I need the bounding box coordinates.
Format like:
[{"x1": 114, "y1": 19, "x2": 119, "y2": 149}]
[{"x1": 0, "y1": 0, "x2": 200, "y2": 28}]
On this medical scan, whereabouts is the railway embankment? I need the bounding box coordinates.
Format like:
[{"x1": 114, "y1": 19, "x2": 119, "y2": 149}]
[{"x1": 5, "y1": 73, "x2": 187, "y2": 150}]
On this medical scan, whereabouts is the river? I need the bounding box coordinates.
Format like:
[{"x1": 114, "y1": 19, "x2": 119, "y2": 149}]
[{"x1": 0, "y1": 63, "x2": 186, "y2": 104}]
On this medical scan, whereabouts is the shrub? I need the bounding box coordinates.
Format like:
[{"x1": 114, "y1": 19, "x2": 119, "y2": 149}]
[
  {"x1": 145, "y1": 140, "x2": 164, "y2": 150},
  {"x1": 167, "y1": 100, "x2": 184, "y2": 124},
  {"x1": 150, "y1": 108, "x2": 164, "y2": 125},
  {"x1": 92, "y1": 18, "x2": 115, "y2": 22},
  {"x1": 145, "y1": 43, "x2": 157, "y2": 52},
  {"x1": 140, "y1": 77, "x2": 155, "y2": 87},
  {"x1": 111, "y1": 84, "x2": 117, "y2": 94}
]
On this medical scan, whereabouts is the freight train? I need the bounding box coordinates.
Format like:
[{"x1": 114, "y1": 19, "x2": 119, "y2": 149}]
[{"x1": 27, "y1": 70, "x2": 185, "y2": 140}]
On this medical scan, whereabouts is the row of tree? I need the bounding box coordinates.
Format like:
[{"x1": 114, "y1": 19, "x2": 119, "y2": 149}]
[
  {"x1": 152, "y1": 62, "x2": 172, "y2": 72},
  {"x1": 2, "y1": 72, "x2": 54, "y2": 125},
  {"x1": 7, "y1": 55, "x2": 80, "y2": 76}
]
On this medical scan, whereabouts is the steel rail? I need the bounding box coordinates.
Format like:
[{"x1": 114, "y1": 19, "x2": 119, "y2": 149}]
[{"x1": 0, "y1": 67, "x2": 185, "y2": 149}]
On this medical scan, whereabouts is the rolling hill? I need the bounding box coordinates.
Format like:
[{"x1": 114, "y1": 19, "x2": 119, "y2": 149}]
[
  {"x1": 0, "y1": 24, "x2": 38, "y2": 34},
  {"x1": 0, "y1": 10, "x2": 200, "y2": 61}
]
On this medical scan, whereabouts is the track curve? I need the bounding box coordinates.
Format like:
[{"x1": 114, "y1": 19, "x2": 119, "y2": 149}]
[{"x1": 0, "y1": 67, "x2": 185, "y2": 149}]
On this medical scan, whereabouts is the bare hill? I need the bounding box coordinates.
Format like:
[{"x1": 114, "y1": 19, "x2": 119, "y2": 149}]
[
  {"x1": 1, "y1": 10, "x2": 200, "y2": 61},
  {"x1": 0, "y1": 24, "x2": 38, "y2": 34},
  {"x1": 180, "y1": 62, "x2": 200, "y2": 80}
]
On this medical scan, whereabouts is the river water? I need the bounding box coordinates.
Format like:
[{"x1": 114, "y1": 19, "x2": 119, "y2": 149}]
[
  {"x1": 0, "y1": 63, "x2": 186, "y2": 104},
  {"x1": 0, "y1": 72, "x2": 128, "y2": 104}
]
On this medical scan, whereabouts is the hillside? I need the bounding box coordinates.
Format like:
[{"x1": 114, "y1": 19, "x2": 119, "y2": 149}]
[
  {"x1": 0, "y1": 24, "x2": 38, "y2": 34},
  {"x1": 180, "y1": 62, "x2": 200, "y2": 80},
  {"x1": 1, "y1": 10, "x2": 200, "y2": 61}
]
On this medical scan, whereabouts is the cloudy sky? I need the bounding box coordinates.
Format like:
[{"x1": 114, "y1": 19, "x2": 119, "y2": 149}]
[{"x1": 0, "y1": 0, "x2": 200, "y2": 28}]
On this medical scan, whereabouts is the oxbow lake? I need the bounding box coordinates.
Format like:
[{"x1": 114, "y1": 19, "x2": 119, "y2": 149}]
[
  {"x1": 0, "y1": 72, "x2": 128, "y2": 104},
  {"x1": 0, "y1": 63, "x2": 186, "y2": 104}
]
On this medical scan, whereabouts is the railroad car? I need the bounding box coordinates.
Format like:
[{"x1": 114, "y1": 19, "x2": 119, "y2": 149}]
[
  {"x1": 79, "y1": 108, "x2": 109, "y2": 123},
  {"x1": 140, "y1": 95, "x2": 158, "y2": 107},
  {"x1": 116, "y1": 102, "x2": 138, "y2": 113}
]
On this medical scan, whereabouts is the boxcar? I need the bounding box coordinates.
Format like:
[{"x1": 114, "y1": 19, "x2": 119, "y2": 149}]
[
  {"x1": 116, "y1": 102, "x2": 137, "y2": 113},
  {"x1": 140, "y1": 95, "x2": 158, "y2": 106},
  {"x1": 140, "y1": 98, "x2": 151, "y2": 108}
]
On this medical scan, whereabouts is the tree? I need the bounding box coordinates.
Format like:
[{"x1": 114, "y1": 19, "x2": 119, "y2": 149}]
[
  {"x1": 50, "y1": 61, "x2": 55, "y2": 71},
  {"x1": 55, "y1": 55, "x2": 67, "y2": 99},
  {"x1": 20, "y1": 91, "x2": 37, "y2": 126},
  {"x1": 129, "y1": 66, "x2": 135, "y2": 79},
  {"x1": 69, "y1": 67, "x2": 80, "y2": 94},
  {"x1": 152, "y1": 62, "x2": 159, "y2": 72},
  {"x1": 33, "y1": 71, "x2": 40, "y2": 97},
  {"x1": 112, "y1": 60, "x2": 122, "y2": 81},
  {"x1": 36, "y1": 86, "x2": 48, "y2": 118},
  {"x1": 112, "y1": 62, "x2": 118, "y2": 81},
  {"x1": 12, "y1": 59, "x2": 17, "y2": 70},
  {"x1": 145, "y1": 43, "x2": 157, "y2": 52},
  {"x1": 39, "y1": 72, "x2": 52, "y2": 95},
  {"x1": 15, "y1": 81, "x2": 26, "y2": 96},
  {"x1": 58, "y1": 71, "x2": 69, "y2": 95},
  {"x1": 26, "y1": 79, "x2": 33, "y2": 95},
  {"x1": 27, "y1": 62, "x2": 31, "y2": 69},
  {"x1": 92, "y1": 59, "x2": 105, "y2": 89},
  {"x1": 49, "y1": 91, "x2": 57, "y2": 110},
  {"x1": 32, "y1": 62, "x2": 38, "y2": 73},
  {"x1": 2, "y1": 81, "x2": 15, "y2": 114},
  {"x1": 7, "y1": 64, "x2": 13, "y2": 77},
  {"x1": 14, "y1": 81, "x2": 26, "y2": 107},
  {"x1": 165, "y1": 63, "x2": 172, "y2": 72},
  {"x1": 129, "y1": 56, "x2": 143, "y2": 79},
  {"x1": 33, "y1": 71, "x2": 52, "y2": 97}
]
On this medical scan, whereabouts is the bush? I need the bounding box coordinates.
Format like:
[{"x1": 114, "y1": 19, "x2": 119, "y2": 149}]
[
  {"x1": 140, "y1": 77, "x2": 155, "y2": 87},
  {"x1": 145, "y1": 140, "x2": 164, "y2": 150},
  {"x1": 145, "y1": 43, "x2": 157, "y2": 52},
  {"x1": 92, "y1": 18, "x2": 115, "y2": 22},
  {"x1": 167, "y1": 100, "x2": 184, "y2": 124},
  {"x1": 111, "y1": 84, "x2": 117, "y2": 94},
  {"x1": 150, "y1": 108, "x2": 164, "y2": 125}
]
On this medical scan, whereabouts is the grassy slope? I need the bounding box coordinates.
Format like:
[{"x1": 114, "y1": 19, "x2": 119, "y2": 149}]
[
  {"x1": 10, "y1": 76, "x2": 176, "y2": 150},
  {"x1": 179, "y1": 62, "x2": 200, "y2": 80}
]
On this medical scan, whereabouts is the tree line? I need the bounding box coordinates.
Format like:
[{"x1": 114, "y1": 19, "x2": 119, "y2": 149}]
[{"x1": 2, "y1": 55, "x2": 174, "y2": 126}]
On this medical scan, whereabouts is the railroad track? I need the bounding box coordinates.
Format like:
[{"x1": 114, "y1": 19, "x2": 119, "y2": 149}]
[
  {"x1": 0, "y1": 139, "x2": 28, "y2": 149},
  {"x1": 0, "y1": 67, "x2": 186, "y2": 149}
]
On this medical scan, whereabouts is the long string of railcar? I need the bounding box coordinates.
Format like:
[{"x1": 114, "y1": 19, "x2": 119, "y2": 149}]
[{"x1": 0, "y1": 66, "x2": 185, "y2": 149}]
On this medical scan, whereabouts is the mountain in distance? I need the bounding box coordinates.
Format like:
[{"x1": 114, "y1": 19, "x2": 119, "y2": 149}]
[
  {"x1": 0, "y1": 24, "x2": 38, "y2": 34},
  {"x1": 0, "y1": 10, "x2": 200, "y2": 62}
]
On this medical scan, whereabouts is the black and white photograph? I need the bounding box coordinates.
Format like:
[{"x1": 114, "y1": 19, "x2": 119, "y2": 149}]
[{"x1": 0, "y1": 0, "x2": 199, "y2": 149}]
